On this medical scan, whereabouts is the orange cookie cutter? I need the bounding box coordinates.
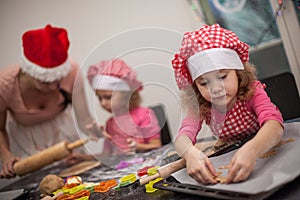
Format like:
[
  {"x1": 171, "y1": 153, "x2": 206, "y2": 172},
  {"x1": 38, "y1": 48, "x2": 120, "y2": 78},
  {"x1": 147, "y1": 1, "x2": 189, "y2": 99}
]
[
  {"x1": 94, "y1": 179, "x2": 118, "y2": 193},
  {"x1": 56, "y1": 190, "x2": 90, "y2": 200},
  {"x1": 72, "y1": 190, "x2": 90, "y2": 199}
]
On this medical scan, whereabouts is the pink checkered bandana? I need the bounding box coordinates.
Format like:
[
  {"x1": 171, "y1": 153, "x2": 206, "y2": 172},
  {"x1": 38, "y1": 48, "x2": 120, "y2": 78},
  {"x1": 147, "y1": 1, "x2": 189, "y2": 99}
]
[
  {"x1": 87, "y1": 59, "x2": 143, "y2": 91},
  {"x1": 206, "y1": 100, "x2": 260, "y2": 142},
  {"x1": 172, "y1": 24, "x2": 249, "y2": 90}
]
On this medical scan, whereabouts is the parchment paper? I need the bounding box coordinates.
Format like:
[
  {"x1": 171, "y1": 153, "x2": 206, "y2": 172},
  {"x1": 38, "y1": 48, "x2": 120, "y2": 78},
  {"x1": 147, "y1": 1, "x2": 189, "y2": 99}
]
[{"x1": 172, "y1": 121, "x2": 300, "y2": 194}]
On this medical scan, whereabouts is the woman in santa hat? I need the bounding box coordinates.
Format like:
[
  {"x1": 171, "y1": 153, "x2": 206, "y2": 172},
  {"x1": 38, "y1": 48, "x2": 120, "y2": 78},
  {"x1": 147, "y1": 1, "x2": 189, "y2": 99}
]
[{"x1": 0, "y1": 25, "x2": 103, "y2": 178}]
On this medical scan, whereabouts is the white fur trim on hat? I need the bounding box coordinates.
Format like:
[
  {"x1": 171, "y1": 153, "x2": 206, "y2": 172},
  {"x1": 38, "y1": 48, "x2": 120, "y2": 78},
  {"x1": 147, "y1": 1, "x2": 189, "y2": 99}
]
[
  {"x1": 20, "y1": 54, "x2": 71, "y2": 82},
  {"x1": 187, "y1": 48, "x2": 244, "y2": 81},
  {"x1": 92, "y1": 75, "x2": 131, "y2": 91}
]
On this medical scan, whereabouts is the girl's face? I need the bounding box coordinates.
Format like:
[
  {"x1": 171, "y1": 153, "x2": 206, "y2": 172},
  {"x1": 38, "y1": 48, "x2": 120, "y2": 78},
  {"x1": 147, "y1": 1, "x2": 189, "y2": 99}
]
[
  {"x1": 95, "y1": 90, "x2": 128, "y2": 114},
  {"x1": 195, "y1": 69, "x2": 239, "y2": 112}
]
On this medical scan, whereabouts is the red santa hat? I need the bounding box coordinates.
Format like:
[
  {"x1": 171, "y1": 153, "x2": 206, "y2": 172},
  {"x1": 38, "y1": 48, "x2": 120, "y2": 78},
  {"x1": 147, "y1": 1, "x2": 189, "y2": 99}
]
[
  {"x1": 87, "y1": 59, "x2": 143, "y2": 92},
  {"x1": 172, "y1": 24, "x2": 249, "y2": 90},
  {"x1": 20, "y1": 24, "x2": 71, "y2": 82}
]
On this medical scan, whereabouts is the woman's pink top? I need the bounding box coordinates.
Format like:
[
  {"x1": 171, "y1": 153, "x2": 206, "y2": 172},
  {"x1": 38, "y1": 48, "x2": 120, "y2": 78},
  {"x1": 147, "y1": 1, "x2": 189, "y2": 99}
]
[
  {"x1": 0, "y1": 60, "x2": 81, "y2": 157},
  {"x1": 0, "y1": 60, "x2": 78, "y2": 126},
  {"x1": 177, "y1": 81, "x2": 284, "y2": 144},
  {"x1": 103, "y1": 106, "x2": 161, "y2": 153}
]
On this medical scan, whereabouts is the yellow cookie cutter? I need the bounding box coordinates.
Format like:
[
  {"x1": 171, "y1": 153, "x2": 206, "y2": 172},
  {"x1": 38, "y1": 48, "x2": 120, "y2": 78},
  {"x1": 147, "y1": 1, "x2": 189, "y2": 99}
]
[
  {"x1": 147, "y1": 166, "x2": 160, "y2": 176},
  {"x1": 145, "y1": 178, "x2": 163, "y2": 193}
]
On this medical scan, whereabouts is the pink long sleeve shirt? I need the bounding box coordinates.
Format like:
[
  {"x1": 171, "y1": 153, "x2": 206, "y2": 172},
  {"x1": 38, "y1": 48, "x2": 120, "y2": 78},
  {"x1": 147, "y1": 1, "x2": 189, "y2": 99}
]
[
  {"x1": 103, "y1": 106, "x2": 161, "y2": 154},
  {"x1": 177, "y1": 81, "x2": 283, "y2": 144}
]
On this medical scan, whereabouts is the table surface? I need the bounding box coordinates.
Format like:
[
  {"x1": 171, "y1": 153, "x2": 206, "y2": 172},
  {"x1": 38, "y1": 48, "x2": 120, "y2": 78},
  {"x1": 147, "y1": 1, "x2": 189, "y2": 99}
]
[{"x1": 1, "y1": 131, "x2": 300, "y2": 200}]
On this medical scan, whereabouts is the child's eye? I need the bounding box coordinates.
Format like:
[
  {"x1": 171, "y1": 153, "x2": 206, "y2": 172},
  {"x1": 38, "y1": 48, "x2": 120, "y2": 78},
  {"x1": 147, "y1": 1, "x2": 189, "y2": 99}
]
[
  {"x1": 199, "y1": 82, "x2": 207, "y2": 86},
  {"x1": 219, "y1": 74, "x2": 227, "y2": 80},
  {"x1": 104, "y1": 95, "x2": 112, "y2": 100},
  {"x1": 195, "y1": 78, "x2": 208, "y2": 86}
]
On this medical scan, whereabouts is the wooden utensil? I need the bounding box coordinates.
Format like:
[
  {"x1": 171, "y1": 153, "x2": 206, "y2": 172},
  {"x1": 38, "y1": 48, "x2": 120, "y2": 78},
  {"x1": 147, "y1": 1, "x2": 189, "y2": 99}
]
[{"x1": 13, "y1": 139, "x2": 88, "y2": 176}]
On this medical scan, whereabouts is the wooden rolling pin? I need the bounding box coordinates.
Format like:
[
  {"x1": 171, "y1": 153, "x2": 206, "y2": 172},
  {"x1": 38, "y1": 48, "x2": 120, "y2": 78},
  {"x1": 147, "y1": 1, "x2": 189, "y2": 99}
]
[
  {"x1": 13, "y1": 139, "x2": 88, "y2": 176},
  {"x1": 139, "y1": 158, "x2": 186, "y2": 185},
  {"x1": 139, "y1": 142, "x2": 215, "y2": 185}
]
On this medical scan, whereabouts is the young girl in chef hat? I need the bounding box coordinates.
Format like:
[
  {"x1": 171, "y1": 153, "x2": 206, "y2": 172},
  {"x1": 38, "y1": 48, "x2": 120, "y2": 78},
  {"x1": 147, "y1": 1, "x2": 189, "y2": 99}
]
[
  {"x1": 172, "y1": 24, "x2": 283, "y2": 184},
  {"x1": 88, "y1": 59, "x2": 162, "y2": 155}
]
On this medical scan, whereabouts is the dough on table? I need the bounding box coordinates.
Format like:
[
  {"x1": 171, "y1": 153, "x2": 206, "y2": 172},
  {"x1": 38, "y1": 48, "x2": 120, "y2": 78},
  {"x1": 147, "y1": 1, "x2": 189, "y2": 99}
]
[
  {"x1": 39, "y1": 174, "x2": 64, "y2": 197},
  {"x1": 59, "y1": 160, "x2": 101, "y2": 177}
]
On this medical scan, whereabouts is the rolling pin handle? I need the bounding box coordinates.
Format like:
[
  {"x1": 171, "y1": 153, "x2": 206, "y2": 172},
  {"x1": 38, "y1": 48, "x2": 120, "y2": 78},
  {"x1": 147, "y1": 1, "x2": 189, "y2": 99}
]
[
  {"x1": 67, "y1": 139, "x2": 88, "y2": 150},
  {"x1": 139, "y1": 173, "x2": 160, "y2": 185}
]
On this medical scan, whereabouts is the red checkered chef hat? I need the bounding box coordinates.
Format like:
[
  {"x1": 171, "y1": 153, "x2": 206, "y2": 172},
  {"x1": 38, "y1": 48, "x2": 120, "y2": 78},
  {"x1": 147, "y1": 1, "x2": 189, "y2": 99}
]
[
  {"x1": 87, "y1": 59, "x2": 143, "y2": 92},
  {"x1": 172, "y1": 24, "x2": 249, "y2": 90},
  {"x1": 21, "y1": 24, "x2": 71, "y2": 82}
]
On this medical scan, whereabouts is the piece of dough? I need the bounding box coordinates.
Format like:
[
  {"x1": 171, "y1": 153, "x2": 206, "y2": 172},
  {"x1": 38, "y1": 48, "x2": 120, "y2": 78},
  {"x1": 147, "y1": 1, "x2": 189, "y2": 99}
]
[
  {"x1": 218, "y1": 164, "x2": 230, "y2": 170},
  {"x1": 215, "y1": 176, "x2": 227, "y2": 184},
  {"x1": 59, "y1": 160, "x2": 101, "y2": 177},
  {"x1": 39, "y1": 174, "x2": 64, "y2": 197},
  {"x1": 259, "y1": 149, "x2": 277, "y2": 158}
]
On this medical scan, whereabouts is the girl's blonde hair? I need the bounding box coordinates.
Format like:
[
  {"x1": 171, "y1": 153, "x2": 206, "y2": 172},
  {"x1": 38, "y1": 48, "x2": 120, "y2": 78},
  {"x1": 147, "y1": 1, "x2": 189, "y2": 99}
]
[
  {"x1": 120, "y1": 90, "x2": 142, "y2": 111},
  {"x1": 182, "y1": 62, "x2": 257, "y2": 119},
  {"x1": 129, "y1": 91, "x2": 142, "y2": 110}
]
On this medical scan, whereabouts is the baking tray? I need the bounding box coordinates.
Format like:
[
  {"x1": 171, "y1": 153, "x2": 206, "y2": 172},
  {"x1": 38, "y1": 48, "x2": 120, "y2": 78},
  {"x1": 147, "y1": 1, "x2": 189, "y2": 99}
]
[
  {"x1": 154, "y1": 122, "x2": 300, "y2": 199},
  {"x1": 153, "y1": 177, "x2": 282, "y2": 200}
]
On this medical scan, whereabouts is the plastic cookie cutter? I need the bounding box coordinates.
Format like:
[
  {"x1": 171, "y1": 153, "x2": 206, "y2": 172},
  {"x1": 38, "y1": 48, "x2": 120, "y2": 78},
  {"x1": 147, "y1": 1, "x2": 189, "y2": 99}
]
[
  {"x1": 118, "y1": 173, "x2": 137, "y2": 187},
  {"x1": 64, "y1": 176, "x2": 82, "y2": 188},
  {"x1": 56, "y1": 189, "x2": 90, "y2": 200},
  {"x1": 56, "y1": 193, "x2": 73, "y2": 200},
  {"x1": 145, "y1": 178, "x2": 164, "y2": 193},
  {"x1": 71, "y1": 190, "x2": 90, "y2": 199},
  {"x1": 128, "y1": 157, "x2": 144, "y2": 165},
  {"x1": 53, "y1": 187, "x2": 70, "y2": 195},
  {"x1": 83, "y1": 182, "x2": 96, "y2": 193},
  {"x1": 94, "y1": 179, "x2": 118, "y2": 193},
  {"x1": 69, "y1": 185, "x2": 85, "y2": 194},
  {"x1": 115, "y1": 157, "x2": 144, "y2": 170},
  {"x1": 147, "y1": 166, "x2": 160, "y2": 176},
  {"x1": 137, "y1": 166, "x2": 154, "y2": 177},
  {"x1": 115, "y1": 161, "x2": 129, "y2": 170}
]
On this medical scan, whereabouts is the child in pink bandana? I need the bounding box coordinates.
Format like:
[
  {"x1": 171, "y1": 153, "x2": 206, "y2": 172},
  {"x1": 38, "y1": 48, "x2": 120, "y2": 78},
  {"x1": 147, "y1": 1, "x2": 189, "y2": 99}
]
[
  {"x1": 172, "y1": 24, "x2": 283, "y2": 184},
  {"x1": 87, "y1": 59, "x2": 162, "y2": 155}
]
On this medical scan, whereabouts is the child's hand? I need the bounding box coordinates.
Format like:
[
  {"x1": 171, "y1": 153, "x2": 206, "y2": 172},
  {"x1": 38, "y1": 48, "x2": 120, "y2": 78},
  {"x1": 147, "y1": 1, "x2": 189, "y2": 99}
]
[
  {"x1": 226, "y1": 144, "x2": 256, "y2": 183},
  {"x1": 184, "y1": 146, "x2": 217, "y2": 184},
  {"x1": 126, "y1": 138, "x2": 137, "y2": 153},
  {"x1": 64, "y1": 152, "x2": 94, "y2": 165},
  {"x1": 84, "y1": 120, "x2": 102, "y2": 141},
  {"x1": 100, "y1": 126, "x2": 112, "y2": 140}
]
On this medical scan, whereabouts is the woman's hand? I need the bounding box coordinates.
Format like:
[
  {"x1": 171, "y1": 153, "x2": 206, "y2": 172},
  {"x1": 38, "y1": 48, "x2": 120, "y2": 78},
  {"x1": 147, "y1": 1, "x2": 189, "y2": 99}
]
[
  {"x1": 184, "y1": 146, "x2": 217, "y2": 184},
  {"x1": 0, "y1": 153, "x2": 19, "y2": 179},
  {"x1": 226, "y1": 143, "x2": 257, "y2": 183}
]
